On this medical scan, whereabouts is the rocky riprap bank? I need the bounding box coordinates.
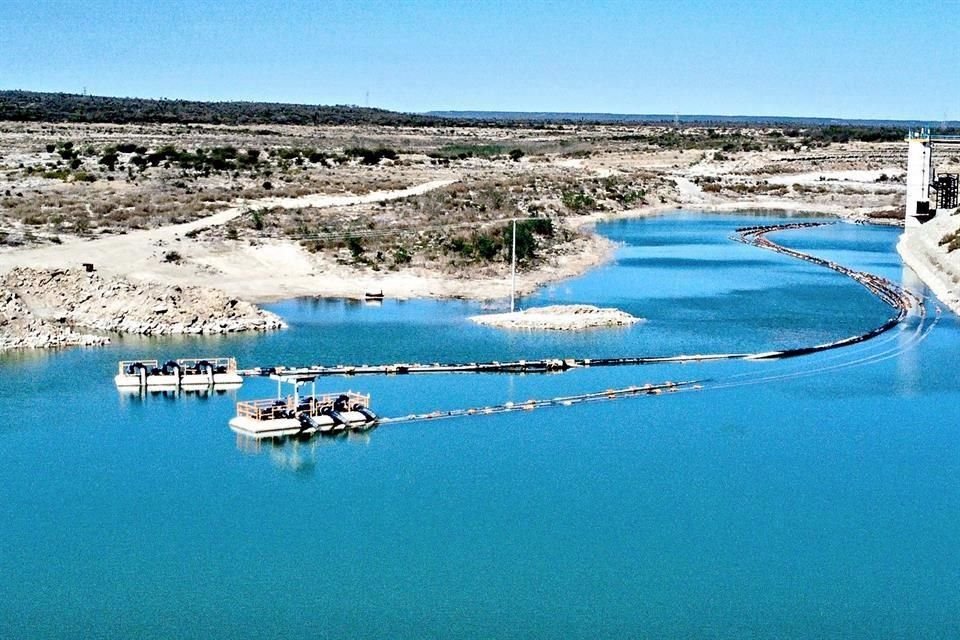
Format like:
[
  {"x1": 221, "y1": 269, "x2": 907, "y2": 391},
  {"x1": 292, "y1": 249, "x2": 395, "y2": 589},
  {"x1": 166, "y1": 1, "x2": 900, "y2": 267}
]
[{"x1": 0, "y1": 267, "x2": 285, "y2": 350}]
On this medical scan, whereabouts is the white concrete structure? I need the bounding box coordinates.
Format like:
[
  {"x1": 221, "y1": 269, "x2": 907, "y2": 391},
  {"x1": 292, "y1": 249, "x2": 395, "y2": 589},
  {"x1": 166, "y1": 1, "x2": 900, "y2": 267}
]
[{"x1": 905, "y1": 129, "x2": 933, "y2": 230}]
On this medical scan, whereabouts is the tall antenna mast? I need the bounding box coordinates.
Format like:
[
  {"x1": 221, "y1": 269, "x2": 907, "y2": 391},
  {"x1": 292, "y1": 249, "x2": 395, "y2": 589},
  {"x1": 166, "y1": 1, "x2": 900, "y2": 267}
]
[{"x1": 510, "y1": 219, "x2": 517, "y2": 312}]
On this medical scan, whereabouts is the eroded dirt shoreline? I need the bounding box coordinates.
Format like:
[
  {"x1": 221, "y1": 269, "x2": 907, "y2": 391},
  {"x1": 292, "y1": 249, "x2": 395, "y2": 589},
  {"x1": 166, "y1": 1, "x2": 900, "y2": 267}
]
[{"x1": 0, "y1": 121, "x2": 927, "y2": 348}]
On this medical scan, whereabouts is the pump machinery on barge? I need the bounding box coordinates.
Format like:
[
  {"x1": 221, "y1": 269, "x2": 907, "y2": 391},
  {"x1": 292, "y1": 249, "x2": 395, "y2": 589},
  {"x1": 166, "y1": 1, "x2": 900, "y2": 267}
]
[
  {"x1": 228, "y1": 374, "x2": 378, "y2": 439},
  {"x1": 115, "y1": 357, "x2": 242, "y2": 390}
]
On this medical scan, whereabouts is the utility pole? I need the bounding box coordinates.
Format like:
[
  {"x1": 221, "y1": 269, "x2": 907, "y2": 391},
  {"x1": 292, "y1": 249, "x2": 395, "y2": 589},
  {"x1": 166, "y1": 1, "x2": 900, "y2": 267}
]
[{"x1": 510, "y1": 219, "x2": 517, "y2": 312}]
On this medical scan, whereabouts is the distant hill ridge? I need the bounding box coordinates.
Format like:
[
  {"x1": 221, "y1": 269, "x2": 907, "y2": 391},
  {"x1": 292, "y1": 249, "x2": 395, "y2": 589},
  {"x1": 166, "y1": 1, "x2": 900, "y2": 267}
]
[
  {"x1": 0, "y1": 90, "x2": 445, "y2": 127},
  {"x1": 1, "y1": 90, "x2": 956, "y2": 130},
  {"x1": 427, "y1": 110, "x2": 959, "y2": 129}
]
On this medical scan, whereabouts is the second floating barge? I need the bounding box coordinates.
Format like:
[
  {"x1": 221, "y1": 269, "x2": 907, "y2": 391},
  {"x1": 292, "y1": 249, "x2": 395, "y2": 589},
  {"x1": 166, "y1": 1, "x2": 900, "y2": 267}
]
[{"x1": 115, "y1": 357, "x2": 242, "y2": 390}]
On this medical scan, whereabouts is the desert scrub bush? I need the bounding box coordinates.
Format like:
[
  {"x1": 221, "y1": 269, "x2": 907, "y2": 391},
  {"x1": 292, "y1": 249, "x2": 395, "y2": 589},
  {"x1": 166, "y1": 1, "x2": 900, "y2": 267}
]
[
  {"x1": 447, "y1": 218, "x2": 555, "y2": 264},
  {"x1": 509, "y1": 219, "x2": 553, "y2": 261},
  {"x1": 561, "y1": 190, "x2": 597, "y2": 212},
  {"x1": 99, "y1": 152, "x2": 119, "y2": 170},
  {"x1": 275, "y1": 147, "x2": 303, "y2": 160},
  {"x1": 238, "y1": 149, "x2": 261, "y2": 166},
  {"x1": 392, "y1": 247, "x2": 412, "y2": 265},
  {"x1": 602, "y1": 177, "x2": 647, "y2": 205},
  {"x1": 344, "y1": 147, "x2": 398, "y2": 165},
  {"x1": 792, "y1": 184, "x2": 830, "y2": 195},
  {"x1": 939, "y1": 230, "x2": 960, "y2": 252},
  {"x1": 42, "y1": 169, "x2": 72, "y2": 180},
  {"x1": 249, "y1": 209, "x2": 267, "y2": 230},
  {"x1": 429, "y1": 144, "x2": 504, "y2": 160},
  {"x1": 346, "y1": 235, "x2": 365, "y2": 259},
  {"x1": 116, "y1": 143, "x2": 147, "y2": 154}
]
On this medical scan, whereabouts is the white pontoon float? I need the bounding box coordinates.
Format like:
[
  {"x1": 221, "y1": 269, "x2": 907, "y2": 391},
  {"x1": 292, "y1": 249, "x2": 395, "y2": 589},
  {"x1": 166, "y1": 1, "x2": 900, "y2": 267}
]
[
  {"x1": 115, "y1": 357, "x2": 243, "y2": 390},
  {"x1": 229, "y1": 374, "x2": 376, "y2": 439}
]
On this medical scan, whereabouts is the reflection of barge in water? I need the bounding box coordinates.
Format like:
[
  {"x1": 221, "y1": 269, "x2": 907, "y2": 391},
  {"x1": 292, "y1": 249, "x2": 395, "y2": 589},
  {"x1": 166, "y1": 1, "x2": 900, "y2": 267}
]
[
  {"x1": 115, "y1": 357, "x2": 243, "y2": 390},
  {"x1": 229, "y1": 373, "x2": 377, "y2": 439}
]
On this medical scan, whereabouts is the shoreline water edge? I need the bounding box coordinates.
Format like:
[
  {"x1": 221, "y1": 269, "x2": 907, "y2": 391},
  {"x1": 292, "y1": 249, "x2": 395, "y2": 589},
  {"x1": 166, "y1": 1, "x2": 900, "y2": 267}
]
[{"x1": 2, "y1": 187, "x2": 959, "y2": 350}]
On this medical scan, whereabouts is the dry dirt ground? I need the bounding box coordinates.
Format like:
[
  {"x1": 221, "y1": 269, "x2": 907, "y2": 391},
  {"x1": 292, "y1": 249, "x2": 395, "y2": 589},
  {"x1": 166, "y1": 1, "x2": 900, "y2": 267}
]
[{"x1": 0, "y1": 121, "x2": 928, "y2": 303}]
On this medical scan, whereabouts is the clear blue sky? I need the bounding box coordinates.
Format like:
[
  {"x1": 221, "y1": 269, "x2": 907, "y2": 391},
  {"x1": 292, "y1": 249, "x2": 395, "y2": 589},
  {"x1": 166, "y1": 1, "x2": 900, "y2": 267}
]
[{"x1": 2, "y1": 0, "x2": 957, "y2": 120}]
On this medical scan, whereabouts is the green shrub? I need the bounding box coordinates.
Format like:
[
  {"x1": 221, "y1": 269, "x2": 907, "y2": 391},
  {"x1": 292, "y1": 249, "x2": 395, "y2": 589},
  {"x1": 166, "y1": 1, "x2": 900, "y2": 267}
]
[
  {"x1": 429, "y1": 144, "x2": 504, "y2": 160},
  {"x1": 393, "y1": 247, "x2": 412, "y2": 265},
  {"x1": 347, "y1": 235, "x2": 364, "y2": 258},
  {"x1": 508, "y1": 219, "x2": 554, "y2": 261},
  {"x1": 473, "y1": 233, "x2": 501, "y2": 260},
  {"x1": 344, "y1": 147, "x2": 398, "y2": 165},
  {"x1": 99, "y1": 152, "x2": 118, "y2": 170},
  {"x1": 561, "y1": 190, "x2": 596, "y2": 212}
]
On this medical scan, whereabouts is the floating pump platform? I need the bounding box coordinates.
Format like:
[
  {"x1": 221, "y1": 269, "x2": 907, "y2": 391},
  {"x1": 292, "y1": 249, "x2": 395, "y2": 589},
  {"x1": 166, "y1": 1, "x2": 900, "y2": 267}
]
[
  {"x1": 115, "y1": 357, "x2": 243, "y2": 390},
  {"x1": 229, "y1": 373, "x2": 376, "y2": 439}
]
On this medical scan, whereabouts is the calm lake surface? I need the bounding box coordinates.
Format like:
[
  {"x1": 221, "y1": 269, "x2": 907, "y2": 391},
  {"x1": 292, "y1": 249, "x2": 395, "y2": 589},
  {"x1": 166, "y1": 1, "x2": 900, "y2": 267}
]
[{"x1": 2, "y1": 212, "x2": 958, "y2": 638}]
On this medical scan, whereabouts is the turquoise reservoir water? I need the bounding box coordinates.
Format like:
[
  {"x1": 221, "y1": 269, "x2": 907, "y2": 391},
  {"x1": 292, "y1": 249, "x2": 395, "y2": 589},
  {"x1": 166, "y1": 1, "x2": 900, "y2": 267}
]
[{"x1": 2, "y1": 212, "x2": 959, "y2": 638}]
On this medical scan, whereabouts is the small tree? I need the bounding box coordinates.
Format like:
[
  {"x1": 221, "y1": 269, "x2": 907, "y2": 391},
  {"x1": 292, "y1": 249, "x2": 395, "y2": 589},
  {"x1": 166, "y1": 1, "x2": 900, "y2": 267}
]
[
  {"x1": 347, "y1": 235, "x2": 364, "y2": 259},
  {"x1": 99, "y1": 152, "x2": 118, "y2": 170}
]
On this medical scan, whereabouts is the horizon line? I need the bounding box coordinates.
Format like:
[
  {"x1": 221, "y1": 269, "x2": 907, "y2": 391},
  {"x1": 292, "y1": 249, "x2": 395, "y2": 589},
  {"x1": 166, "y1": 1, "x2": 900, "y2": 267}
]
[{"x1": 1, "y1": 88, "x2": 956, "y2": 126}]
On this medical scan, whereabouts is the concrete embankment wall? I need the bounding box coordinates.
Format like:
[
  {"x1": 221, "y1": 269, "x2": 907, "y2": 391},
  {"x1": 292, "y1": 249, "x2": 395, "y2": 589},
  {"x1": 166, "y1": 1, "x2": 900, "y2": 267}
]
[{"x1": 897, "y1": 211, "x2": 960, "y2": 314}]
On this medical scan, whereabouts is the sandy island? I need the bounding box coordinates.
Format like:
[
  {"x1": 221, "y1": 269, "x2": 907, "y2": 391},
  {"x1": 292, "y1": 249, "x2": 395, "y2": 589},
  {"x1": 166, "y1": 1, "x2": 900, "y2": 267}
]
[{"x1": 471, "y1": 304, "x2": 641, "y2": 331}]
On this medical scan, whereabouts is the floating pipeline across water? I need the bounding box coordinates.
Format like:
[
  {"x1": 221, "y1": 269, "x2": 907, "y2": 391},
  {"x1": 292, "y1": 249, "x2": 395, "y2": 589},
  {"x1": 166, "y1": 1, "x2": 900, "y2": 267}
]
[
  {"x1": 235, "y1": 223, "x2": 931, "y2": 437},
  {"x1": 733, "y1": 222, "x2": 921, "y2": 359},
  {"x1": 374, "y1": 380, "x2": 705, "y2": 427},
  {"x1": 240, "y1": 222, "x2": 924, "y2": 377},
  {"x1": 239, "y1": 354, "x2": 745, "y2": 377}
]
